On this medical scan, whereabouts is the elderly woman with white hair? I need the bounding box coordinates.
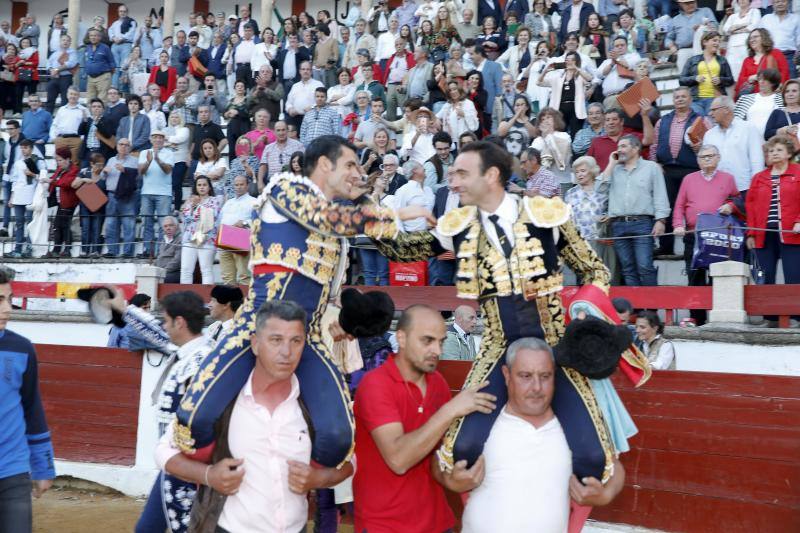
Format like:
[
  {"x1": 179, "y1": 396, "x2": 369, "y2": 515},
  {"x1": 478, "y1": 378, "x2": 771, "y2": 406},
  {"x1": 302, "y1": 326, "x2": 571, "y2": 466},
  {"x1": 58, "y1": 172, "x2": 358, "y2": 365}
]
[
  {"x1": 394, "y1": 159, "x2": 434, "y2": 232},
  {"x1": 565, "y1": 155, "x2": 619, "y2": 284}
]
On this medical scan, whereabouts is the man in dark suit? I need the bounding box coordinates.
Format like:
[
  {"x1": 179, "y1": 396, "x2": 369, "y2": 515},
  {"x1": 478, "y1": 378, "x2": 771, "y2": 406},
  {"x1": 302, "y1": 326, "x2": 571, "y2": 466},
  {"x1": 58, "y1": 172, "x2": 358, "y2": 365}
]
[
  {"x1": 181, "y1": 31, "x2": 210, "y2": 91},
  {"x1": 428, "y1": 172, "x2": 461, "y2": 286},
  {"x1": 271, "y1": 33, "x2": 312, "y2": 96},
  {"x1": 478, "y1": 0, "x2": 502, "y2": 29},
  {"x1": 558, "y1": 0, "x2": 595, "y2": 44},
  {"x1": 171, "y1": 30, "x2": 190, "y2": 76}
]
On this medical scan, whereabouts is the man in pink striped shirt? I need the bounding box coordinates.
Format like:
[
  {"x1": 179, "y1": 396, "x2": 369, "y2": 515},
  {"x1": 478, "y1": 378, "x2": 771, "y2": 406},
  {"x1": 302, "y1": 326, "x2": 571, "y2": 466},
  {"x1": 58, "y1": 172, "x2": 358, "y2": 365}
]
[{"x1": 673, "y1": 145, "x2": 741, "y2": 324}]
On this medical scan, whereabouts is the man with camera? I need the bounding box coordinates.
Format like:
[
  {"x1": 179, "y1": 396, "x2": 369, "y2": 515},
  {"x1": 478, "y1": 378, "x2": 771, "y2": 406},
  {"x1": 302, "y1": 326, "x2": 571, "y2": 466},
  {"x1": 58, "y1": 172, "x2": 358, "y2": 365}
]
[{"x1": 187, "y1": 73, "x2": 226, "y2": 122}]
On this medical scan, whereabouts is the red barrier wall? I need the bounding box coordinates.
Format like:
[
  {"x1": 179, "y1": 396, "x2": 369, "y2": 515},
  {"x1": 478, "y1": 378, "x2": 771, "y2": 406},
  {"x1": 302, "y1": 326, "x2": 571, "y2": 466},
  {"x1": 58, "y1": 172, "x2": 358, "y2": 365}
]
[{"x1": 37, "y1": 344, "x2": 142, "y2": 466}]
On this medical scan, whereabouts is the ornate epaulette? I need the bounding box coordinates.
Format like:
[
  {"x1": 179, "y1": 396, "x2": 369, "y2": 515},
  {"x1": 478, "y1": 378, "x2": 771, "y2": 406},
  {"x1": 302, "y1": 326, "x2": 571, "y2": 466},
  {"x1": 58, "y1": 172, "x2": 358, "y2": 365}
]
[
  {"x1": 523, "y1": 195, "x2": 571, "y2": 228},
  {"x1": 256, "y1": 172, "x2": 320, "y2": 209},
  {"x1": 437, "y1": 205, "x2": 478, "y2": 236}
]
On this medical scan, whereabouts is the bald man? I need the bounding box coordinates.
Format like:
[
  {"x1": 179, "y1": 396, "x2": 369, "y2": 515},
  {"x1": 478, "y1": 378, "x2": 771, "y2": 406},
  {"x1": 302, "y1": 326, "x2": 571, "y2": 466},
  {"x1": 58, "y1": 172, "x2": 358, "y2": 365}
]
[{"x1": 442, "y1": 305, "x2": 479, "y2": 360}]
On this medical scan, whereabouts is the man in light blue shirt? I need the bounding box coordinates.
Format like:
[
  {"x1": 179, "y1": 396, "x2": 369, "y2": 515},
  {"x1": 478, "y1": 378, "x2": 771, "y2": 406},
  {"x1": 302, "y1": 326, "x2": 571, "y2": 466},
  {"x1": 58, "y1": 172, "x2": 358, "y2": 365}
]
[
  {"x1": 108, "y1": 4, "x2": 137, "y2": 89},
  {"x1": 45, "y1": 35, "x2": 78, "y2": 114},
  {"x1": 138, "y1": 131, "x2": 174, "y2": 258},
  {"x1": 759, "y1": 0, "x2": 800, "y2": 77},
  {"x1": 20, "y1": 95, "x2": 52, "y2": 157},
  {"x1": 602, "y1": 134, "x2": 670, "y2": 287},
  {"x1": 665, "y1": 0, "x2": 717, "y2": 72}
]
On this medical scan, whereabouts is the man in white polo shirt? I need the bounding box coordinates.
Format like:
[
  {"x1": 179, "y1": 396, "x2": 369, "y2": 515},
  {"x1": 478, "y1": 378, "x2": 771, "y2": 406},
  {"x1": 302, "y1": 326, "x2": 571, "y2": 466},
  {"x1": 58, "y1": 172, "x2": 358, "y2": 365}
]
[{"x1": 457, "y1": 337, "x2": 626, "y2": 533}]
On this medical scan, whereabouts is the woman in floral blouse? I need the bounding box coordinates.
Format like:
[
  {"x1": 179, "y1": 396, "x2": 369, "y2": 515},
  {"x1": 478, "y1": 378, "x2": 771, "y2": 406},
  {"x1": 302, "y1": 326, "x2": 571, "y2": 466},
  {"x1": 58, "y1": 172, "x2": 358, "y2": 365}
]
[
  {"x1": 565, "y1": 155, "x2": 619, "y2": 284},
  {"x1": 180, "y1": 176, "x2": 222, "y2": 284}
]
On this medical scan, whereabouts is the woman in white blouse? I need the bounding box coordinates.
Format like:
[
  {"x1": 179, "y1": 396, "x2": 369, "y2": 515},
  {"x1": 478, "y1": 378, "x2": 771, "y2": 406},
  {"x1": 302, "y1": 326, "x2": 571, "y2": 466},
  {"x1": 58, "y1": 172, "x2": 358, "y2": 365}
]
[
  {"x1": 537, "y1": 51, "x2": 593, "y2": 137},
  {"x1": 164, "y1": 110, "x2": 191, "y2": 211},
  {"x1": 327, "y1": 67, "x2": 357, "y2": 121},
  {"x1": 436, "y1": 81, "x2": 479, "y2": 140},
  {"x1": 497, "y1": 26, "x2": 538, "y2": 82},
  {"x1": 530, "y1": 107, "x2": 573, "y2": 193},
  {"x1": 194, "y1": 139, "x2": 229, "y2": 196},
  {"x1": 251, "y1": 28, "x2": 279, "y2": 75},
  {"x1": 635, "y1": 310, "x2": 676, "y2": 370},
  {"x1": 524, "y1": 40, "x2": 553, "y2": 113},
  {"x1": 723, "y1": 0, "x2": 761, "y2": 81}
]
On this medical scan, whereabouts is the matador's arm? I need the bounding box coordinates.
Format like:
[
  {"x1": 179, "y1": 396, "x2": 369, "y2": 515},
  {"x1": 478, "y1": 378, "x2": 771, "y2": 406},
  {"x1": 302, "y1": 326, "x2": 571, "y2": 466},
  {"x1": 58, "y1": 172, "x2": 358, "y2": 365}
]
[{"x1": 557, "y1": 218, "x2": 611, "y2": 291}]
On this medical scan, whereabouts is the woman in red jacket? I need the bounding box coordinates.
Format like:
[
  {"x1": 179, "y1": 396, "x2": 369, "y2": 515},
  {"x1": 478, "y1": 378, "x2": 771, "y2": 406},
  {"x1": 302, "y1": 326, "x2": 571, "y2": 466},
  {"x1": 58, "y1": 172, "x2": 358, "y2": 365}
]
[
  {"x1": 46, "y1": 147, "x2": 81, "y2": 258},
  {"x1": 148, "y1": 50, "x2": 177, "y2": 103},
  {"x1": 15, "y1": 37, "x2": 39, "y2": 113},
  {"x1": 746, "y1": 136, "x2": 800, "y2": 323},
  {"x1": 735, "y1": 28, "x2": 790, "y2": 100}
]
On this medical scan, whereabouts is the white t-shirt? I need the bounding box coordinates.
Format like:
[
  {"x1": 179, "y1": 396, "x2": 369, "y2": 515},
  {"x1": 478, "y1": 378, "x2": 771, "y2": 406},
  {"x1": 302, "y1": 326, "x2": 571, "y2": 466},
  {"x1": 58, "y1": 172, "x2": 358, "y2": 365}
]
[
  {"x1": 461, "y1": 408, "x2": 572, "y2": 533},
  {"x1": 194, "y1": 158, "x2": 229, "y2": 193}
]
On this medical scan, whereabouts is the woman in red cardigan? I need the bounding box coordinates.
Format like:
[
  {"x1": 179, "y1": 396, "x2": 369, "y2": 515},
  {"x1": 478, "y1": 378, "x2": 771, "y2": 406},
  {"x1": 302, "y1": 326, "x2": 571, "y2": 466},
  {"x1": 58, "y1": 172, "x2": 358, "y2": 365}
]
[
  {"x1": 746, "y1": 135, "x2": 800, "y2": 323},
  {"x1": 46, "y1": 147, "x2": 81, "y2": 258},
  {"x1": 148, "y1": 50, "x2": 177, "y2": 103},
  {"x1": 735, "y1": 28, "x2": 790, "y2": 100},
  {"x1": 16, "y1": 37, "x2": 39, "y2": 113}
]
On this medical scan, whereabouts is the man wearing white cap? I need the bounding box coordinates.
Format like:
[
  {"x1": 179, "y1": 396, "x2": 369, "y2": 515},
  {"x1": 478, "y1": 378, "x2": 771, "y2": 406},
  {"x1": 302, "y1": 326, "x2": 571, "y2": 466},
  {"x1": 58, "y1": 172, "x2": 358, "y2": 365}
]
[{"x1": 138, "y1": 130, "x2": 174, "y2": 258}]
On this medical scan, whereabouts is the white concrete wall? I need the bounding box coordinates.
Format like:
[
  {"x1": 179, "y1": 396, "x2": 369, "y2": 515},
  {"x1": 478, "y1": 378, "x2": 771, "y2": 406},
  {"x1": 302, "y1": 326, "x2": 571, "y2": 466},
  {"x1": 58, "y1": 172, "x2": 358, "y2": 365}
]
[{"x1": 673, "y1": 339, "x2": 800, "y2": 377}]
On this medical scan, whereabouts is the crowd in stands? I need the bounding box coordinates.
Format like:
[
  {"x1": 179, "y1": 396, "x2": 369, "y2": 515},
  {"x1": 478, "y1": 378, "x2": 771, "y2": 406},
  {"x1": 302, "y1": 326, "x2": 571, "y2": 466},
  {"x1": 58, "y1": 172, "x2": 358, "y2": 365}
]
[{"x1": 0, "y1": 0, "x2": 799, "y2": 315}]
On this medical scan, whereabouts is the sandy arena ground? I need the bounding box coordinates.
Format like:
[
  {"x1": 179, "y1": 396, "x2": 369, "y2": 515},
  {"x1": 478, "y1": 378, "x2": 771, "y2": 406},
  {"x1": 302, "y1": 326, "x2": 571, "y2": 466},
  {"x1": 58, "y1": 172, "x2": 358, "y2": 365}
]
[{"x1": 32, "y1": 485, "x2": 355, "y2": 532}]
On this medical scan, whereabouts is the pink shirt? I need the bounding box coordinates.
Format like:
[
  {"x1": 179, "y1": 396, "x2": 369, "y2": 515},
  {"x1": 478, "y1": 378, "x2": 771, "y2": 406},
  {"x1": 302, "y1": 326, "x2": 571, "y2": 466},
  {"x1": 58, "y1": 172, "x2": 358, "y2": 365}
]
[
  {"x1": 672, "y1": 170, "x2": 740, "y2": 230},
  {"x1": 156, "y1": 372, "x2": 311, "y2": 533},
  {"x1": 245, "y1": 129, "x2": 277, "y2": 161}
]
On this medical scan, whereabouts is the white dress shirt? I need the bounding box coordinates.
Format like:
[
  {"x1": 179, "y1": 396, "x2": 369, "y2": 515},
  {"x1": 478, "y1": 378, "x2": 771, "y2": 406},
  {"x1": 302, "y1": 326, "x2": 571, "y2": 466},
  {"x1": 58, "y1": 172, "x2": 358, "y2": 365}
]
[
  {"x1": 479, "y1": 192, "x2": 518, "y2": 253},
  {"x1": 49, "y1": 103, "x2": 87, "y2": 139},
  {"x1": 462, "y1": 409, "x2": 571, "y2": 533},
  {"x1": 758, "y1": 12, "x2": 800, "y2": 51},
  {"x1": 220, "y1": 193, "x2": 256, "y2": 226},
  {"x1": 145, "y1": 108, "x2": 167, "y2": 133},
  {"x1": 236, "y1": 38, "x2": 256, "y2": 64},
  {"x1": 702, "y1": 117, "x2": 766, "y2": 191},
  {"x1": 286, "y1": 79, "x2": 325, "y2": 116},
  {"x1": 598, "y1": 52, "x2": 642, "y2": 96},
  {"x1": 400, "y1": 127, "x2": 435, "y2": 164}
]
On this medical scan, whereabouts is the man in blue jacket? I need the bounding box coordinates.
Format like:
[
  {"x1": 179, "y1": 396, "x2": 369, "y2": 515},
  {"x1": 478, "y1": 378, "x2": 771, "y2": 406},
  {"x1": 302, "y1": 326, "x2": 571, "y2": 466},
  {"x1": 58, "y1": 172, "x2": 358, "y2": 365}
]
[
  {"x1": 558, "y1": 0, "x2": 595, "y2": 44},
  {"x1": 466, "y1": 41, "x2": 503, "y2": 128},
  {"x1": 0, "y1": 268, "x2": 55, "y2": 533},
  {"x1": 116, "y1": 95, "x2": 152, "y2": 154},
  {"x1": 85, "y1": 28, "x2": 116, "y2": 104}
]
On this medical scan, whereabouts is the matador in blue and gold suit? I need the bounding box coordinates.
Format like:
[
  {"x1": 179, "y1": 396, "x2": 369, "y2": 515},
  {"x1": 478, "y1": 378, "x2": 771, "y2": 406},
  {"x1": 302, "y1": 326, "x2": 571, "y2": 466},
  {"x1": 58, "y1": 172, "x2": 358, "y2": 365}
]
[
  {"x1": 172, "y1": 172, "x2": 399, "y2": 466},
  {"x1": 376, "y1": 194, "x2": 649, "y2": 482}
]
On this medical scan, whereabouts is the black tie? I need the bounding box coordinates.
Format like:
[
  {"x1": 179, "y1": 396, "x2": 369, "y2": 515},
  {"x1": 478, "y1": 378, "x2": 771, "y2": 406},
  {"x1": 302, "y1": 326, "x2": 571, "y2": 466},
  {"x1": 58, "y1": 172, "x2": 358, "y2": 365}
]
[{"x1": 488, "y1": 214, "x2": 513, "y2": 258}]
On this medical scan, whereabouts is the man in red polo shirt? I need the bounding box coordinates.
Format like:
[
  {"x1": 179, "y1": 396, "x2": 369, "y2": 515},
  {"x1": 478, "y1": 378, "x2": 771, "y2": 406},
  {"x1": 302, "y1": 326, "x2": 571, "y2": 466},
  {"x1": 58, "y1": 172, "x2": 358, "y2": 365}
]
[
  {"x1": 588, "y1": 108, "x2": 649, "y2": 171},
  {"x1": 353, "y1": 304, "x2": 496, "y2": 533}
]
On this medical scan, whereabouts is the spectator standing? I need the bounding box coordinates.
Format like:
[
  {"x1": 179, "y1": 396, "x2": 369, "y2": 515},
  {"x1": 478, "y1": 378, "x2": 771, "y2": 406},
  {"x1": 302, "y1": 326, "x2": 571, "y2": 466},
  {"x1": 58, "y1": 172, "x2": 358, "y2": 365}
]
[
  {"x1": 327, "y1": 67, "x2": 357, "y2": 122},
  {"x1": 96, "y1": 87, "x2": 128, "y2": 154},
  {"x1": 272, "y1": 33, "x2": 312, "y2": 96},
  {"x1": 45, "y1": 147, "x2": 80, "y2": 258},
  {"x1": 187, "y1": 74, "x2": 227, "y2": 123},
  {"x1": 466, "y1": 43, "x2": 504, "y2": 129},
  {"x1": 225, "y1": 138, "x2": 259, "y2": 198},
  {"x1": 588, "y1": 108, "x2": 640, "y2": 171},
  {"x1": 312, "y1": 24, "x2": 339, "y2": 88},
  {"x1": 141, "y1": 94, "x2": 166, "y2": 135},
  {"x1": 396, "y1": 160, "x2": 435, "y2": 231},
  {"x1": 108, "y1": 4, "x2": 137, "y2": 90},
  {"x1": 190, "y1": 105, "x2": 227, "y2": 168},
  {"x1": 673, "y1": 145, "x2": 740, "y2": 325},
  {"x1": 745, "y1": 135, "x2": 800, "y2": 325},
  {"x1": 429, "y1": 168, "x2": 459, "y2": 286},
  {"x1": 437, "y1": 82, "x2": 480, "y2": 142},
  {"x1": 722, "y1": 0, "x2": 762, "y2": 81},
  {"x1": 139, "y1": 132, "x2": 175, "y2": 258},
  {"x1": 286, "y1": 61, "x2": 325, "y2": 130},
  {"x1": 171, "y1": 32, "x2": 190, "y2": 76},
  {"x1": 44, "y1": 35, "x2": 77, "y2": 114},
  {"x1": 456, "y1": 8, "x2": 480, "y2": 41},
  {"x1": 679, "y1": 31, "x2": 735, "y2": 115},
  {"x1": 49, "y1": 87, "x2": 86, "y2": 165},
  {"x1": 119, "y1": 45, "x2": 148, "y2": 95},
  {"x1": 148, "y1": 51, "x2": 178, "y2": 103},
  {"x1": 152, "y1": 216, "x2": 182, "y2": 283},
  {"x1": 218, "y1": 175, "x2": 255, "y2": 285},
  {"x1": 531, "y1": 108, "x2": 574, "y2": 193},
  {"x1": 162, "y1": 76, "x2": 195, "y2": 126},
  {"x1": 1, "y1": 121, "x2": 23, "y2": 238},
  {"x1": 355, "y1": 99, "x2": 393, "y2": 151},
  {"x1": 14, "y1": 13, "x2": 40, "y2": 46},
  {"x1": 355, "y1": 61, "x2": 387, "y2": 107},
  {"x1": 559, "y1": 0, "x2": 596, "y2": 44},
  {"x1": 758, "y1": 0, "x2": 800, "y2": 78},
  {"x1": 194, "y1": 139, "x2": 229, "y2": 195},
  {"x1": 733, "y1": 68, "x2": 784, "y2": 138},
  {"x1": 15, "y1": 38, "x2": 39, "y2": 113},
  {"x1": 251, "y1": 29, "x2": 277, "y2": 78},
  {"x1": 258, "y1": 121, "x2": 305, "y2": 188},
  {"x1": 597, "y1": 35, "x2": 641, "y2": 99},
  {"x1": 404, "y1": 47, "x2": 434, "y2": 103},
  {"x1": 8, "y1": 140, "x2": 45, "y2": 258},
  {"x1": 538, "y1": 52, "x2": 593, "y2": 137},
  {"x1": 136, "y1": 15, "x2": 162, "y2": 69},
  {"x1": 572, "y1": 103, "x2": 605, "y2": 158},
  {"x1": 493, "y1": 74, "x2": 526, "y2": 133},
  {"x1": 360, "y1": 127, "x2": 397, "y2": 176},
  {"x1": 423, "y1": 132, "x2": 454, "y2": 193},
  {"x1": 649, "y1": 87, "x2": 701, "y2": 256},
  {"x1": 115, "y1": 95, "x2": 152, "y2": 155},
  {"x1": 103, "y1": 139, "x2": 139, "y2": 258},
  {"x1": 164, "y1": 111, "x2": 191, "y2": 212},
  {"x1": 72, "y1": 153, "x2": 107, "y2": 258},
  {"x1": 442, "y1": 305, "x2": 479, "y2": 360},
  {"x1": 734, "y1": 29, "x2": 789, "y2": 99},
  {"x1": 247, "y1": 66, "x2": 285, "y2": 125},
  {"x1": 665, "y1": 0, "x2": 718, "y2": 73},
  {"x1": 765, "y1": 79, "x2": 800, "y2": 140},
  {"x1": 383, "y1": 38, "x2": 415, "y2": 121},
  {"x1": 353, "y1": 305, "x2": 495, "y2": 533},
  {"x1": 602, "y1": 134, "x2": 670, "y2": 286},
  {"x1": 0, "y1": 269, "x2": 56, "y2": 533},
  {"x1": 565, "y1": 155, "x2": 619, "y2": 284},
  {"x1": 300, "y1": 88, "x2": 342, "y2": 145},
  {"x1": 496, "y1": 27, "x2": 537, "y2": 86},
  {"x1": 180, "y1": 176, "x2": 221, "y2": 284},
  {"x1": 401, "y1": 107, "x2": 437, "y2": 165},
  {"x1": 224, "y1": 80, "x2": 252, "y2": 159},
  {"x1": 703, "y1": 95, "x2": 766, "y2": 193},
  {"x1": 497, "y1": 95, "x2": 538, "y2": 159},
  {"x1": 635, "y1": 311, "x2": 676, "y2": 369}
]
